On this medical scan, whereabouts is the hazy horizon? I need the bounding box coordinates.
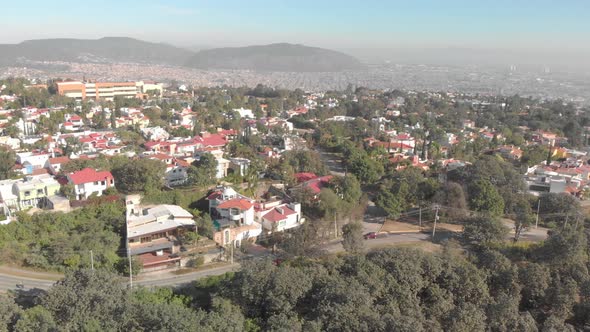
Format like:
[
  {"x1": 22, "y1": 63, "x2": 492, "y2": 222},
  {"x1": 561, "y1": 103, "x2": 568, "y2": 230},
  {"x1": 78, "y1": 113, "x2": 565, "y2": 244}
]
[{"x1": 2, "y1": 0, "x2": 590, "y2": 70}]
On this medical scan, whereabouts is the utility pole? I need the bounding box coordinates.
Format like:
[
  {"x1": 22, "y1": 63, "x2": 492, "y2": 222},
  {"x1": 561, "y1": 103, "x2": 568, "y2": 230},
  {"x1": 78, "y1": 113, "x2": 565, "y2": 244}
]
[
  {"x1": 230, "y1": 241, "x2": 234, "y2": 265},
  {"x1": 334, "y1": 211, "x2": 338, "y2": 239},
  {"x1": 127, "y1": 248, "x2": 133, "y2": 289},
  {"x1": 535, "y1": 198, "x2": 541, "y2": 229},
  {"x1": 90, "y1": 250, "x2": 94, "y2": 271},
  {"x1": 419, "y1": 206, "x2": 422, "y2": 229},
  {"x1": 432, "y1": 205, "x2": 440, "y2": 238}
]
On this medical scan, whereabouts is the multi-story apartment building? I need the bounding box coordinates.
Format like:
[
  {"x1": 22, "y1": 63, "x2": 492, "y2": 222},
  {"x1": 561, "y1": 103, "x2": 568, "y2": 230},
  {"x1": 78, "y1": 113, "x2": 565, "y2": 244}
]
[{"x1": 57, "y1": 81, "x2": 163, "y2": 101}]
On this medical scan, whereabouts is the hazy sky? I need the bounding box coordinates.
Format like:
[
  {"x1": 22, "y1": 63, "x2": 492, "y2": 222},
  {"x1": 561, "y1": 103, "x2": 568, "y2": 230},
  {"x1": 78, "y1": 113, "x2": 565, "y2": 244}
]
[{"x1": 2, "y1": 0, "x2": 589, "y2": 53}]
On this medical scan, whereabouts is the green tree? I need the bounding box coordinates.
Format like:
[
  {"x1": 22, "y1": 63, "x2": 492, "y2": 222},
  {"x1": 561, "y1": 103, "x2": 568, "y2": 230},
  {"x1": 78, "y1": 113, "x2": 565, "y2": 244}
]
[
  {"x1": 0, "y1": 294, "x2": 22, "y2": 332},
  {"x1": 521, "y1": 145, "x2": 549, "y2": 167},
  {"x1": 342, "y1": 222, "x2": 365, "y2": 254},
  {"x1": 512, "y1": 196, "x2": 534, "y2": 241},
  {"x1": 62, "y1": 137, "x2": 81, "y2": 156},
  {"x1": 59, "y1": 183, "x2": 75, "y2": 200},
  {"x1": 331, "y1": 174, "x2": 362, "y2": 205},
  {"x1": 375, "y1": 190, "x2": 404, "y2": 218},
  {"x1": 462, "y1": 216, "x2": 508, "y2": 245},
  {"x1": 434, "y1": 182, "x2": 468, "y2": 221},
  {"x1": 41, "y1": 269, "x2": 133, "y2": 331},
  {"x1": 0, "y1": 146, "x2": 16, "y2": 180},
  {"x1": 112, "y1": 158, "x2": 166, "y2": 193},
  {"x1": 188, "y1": 153, "x2": 218, "y2": 186},
  {"x1": 468, "y1": 179, "x2": 505, "y2": 217},
  {"x1": 14, "y1": 306, "x2": 57, "y2": 332}
]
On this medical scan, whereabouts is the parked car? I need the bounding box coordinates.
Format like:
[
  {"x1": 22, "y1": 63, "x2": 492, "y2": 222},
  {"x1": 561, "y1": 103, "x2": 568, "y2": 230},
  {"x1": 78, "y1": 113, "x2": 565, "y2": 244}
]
[{"x1": 364, "y1": 232, "x2": 378, "y2": 239}]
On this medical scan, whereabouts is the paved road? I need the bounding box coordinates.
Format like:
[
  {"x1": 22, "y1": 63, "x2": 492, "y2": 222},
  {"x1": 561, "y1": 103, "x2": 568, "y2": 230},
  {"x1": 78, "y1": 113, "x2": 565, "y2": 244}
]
[
  {"x1": 0, "y1": 272, "x2": 56, "y2": 292},
  {"x1": 1, "y1": 223, "x2": 546, "y2": 292},
  {"x1": 136, "y1": 264, "x2": 239, "y2": 288},
  {"x1": 315, "y1": 148, "x2": 345, "y2": 176},
  {"x1": 0, "y1": 263, "x2": 240, "y2": 293}
]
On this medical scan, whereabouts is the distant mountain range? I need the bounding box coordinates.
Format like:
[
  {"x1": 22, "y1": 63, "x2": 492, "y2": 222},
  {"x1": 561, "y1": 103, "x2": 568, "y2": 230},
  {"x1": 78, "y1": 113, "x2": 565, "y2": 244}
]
[
  {"x1": 0, "y1": 37, "x2": 193, "y2": 66},
  {"x1": 185, "y1": 43, "x2": 364, "y2": 72},
  {"x1": 0, "y1": 37, "x2": 364, "y2": 72}
]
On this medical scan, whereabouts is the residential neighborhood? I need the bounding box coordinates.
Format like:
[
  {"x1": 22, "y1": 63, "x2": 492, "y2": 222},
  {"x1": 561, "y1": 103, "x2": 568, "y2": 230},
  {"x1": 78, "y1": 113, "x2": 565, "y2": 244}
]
[{"x1": 1, "y1": 76, "x2": 590, "y2": 331}]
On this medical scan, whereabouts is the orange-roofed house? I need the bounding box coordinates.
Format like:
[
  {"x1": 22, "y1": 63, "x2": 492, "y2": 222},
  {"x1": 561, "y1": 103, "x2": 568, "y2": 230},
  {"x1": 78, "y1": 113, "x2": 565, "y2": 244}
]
[
  {"x1": 45, "y1": 156, "x2": 71, "y2": 175},
  {"x1": 66, "y1": 168, "x2": 114, "y2": 200},
  {"x1": 207, "y1": 186, "x2": 262, "y2": 247}
]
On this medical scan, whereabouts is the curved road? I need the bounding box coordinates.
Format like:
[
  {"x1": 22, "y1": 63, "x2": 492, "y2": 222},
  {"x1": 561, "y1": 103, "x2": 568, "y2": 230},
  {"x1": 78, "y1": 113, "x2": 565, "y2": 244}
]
[{"x1": 0, "y1": 263, "x2": 240, "y2": 293}]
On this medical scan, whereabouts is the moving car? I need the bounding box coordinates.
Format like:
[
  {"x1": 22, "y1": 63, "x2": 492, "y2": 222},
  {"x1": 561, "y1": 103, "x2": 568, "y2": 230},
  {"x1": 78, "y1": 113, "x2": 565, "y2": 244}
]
[{"x1": 364, "y1": 232, "x2": 378, "y2": 239}]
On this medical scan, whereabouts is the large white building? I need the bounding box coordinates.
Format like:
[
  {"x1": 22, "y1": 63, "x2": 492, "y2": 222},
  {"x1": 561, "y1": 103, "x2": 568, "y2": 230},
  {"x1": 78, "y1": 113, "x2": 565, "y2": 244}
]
[{"x1": 57, "y1": 81, "x2": 163, "y2": 101}]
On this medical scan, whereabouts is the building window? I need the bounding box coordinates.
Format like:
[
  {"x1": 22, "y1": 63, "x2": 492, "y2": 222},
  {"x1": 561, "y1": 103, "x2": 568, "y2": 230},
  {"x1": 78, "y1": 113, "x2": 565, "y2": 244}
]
[
  {"x1": 224, "y1": 229, "x2": 230, "y2": 244},
  {"x1": 37, "y1": 189, "x2": 44, "y2": 195},
  {"x1": 101, "y1": 181, "x2": 106, "y2": 185},
  {"x1": 24, "y1": 191, "x2": 30, "y2": 197},
  {"x1": 94, "y1": 181, "x2": 98, "y2": 185}
]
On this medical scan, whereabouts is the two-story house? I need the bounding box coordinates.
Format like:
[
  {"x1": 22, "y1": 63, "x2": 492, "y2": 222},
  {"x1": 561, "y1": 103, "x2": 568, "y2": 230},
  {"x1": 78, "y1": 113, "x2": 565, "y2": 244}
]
[
  {"x1": 67, "y1": 168, "x2": 114, "y2": 200},
  {"x1": 3, "y1": 175, "x2": 61, "y2": 211},
  {"x1": 255, "y1": 200, "x2": 304, "y2": 233},
  {"x1": 207, "y1": 186, "x2": 262, "y2": 247}
]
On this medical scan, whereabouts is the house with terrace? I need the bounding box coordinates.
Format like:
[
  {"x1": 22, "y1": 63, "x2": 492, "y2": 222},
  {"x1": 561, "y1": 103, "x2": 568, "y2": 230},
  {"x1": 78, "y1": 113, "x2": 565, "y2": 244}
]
[
  {"x1": 125, "y1": 195, "x2": 196, "y2": 269},
  {"x1": 207, "y1": 186, "x2": 262, "y2": 247}
]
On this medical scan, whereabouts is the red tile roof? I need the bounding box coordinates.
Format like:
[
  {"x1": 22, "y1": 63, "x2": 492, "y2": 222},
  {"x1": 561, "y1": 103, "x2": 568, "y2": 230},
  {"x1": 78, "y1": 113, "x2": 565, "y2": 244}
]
[
  {"x1": 68, "y1": 168, "x2": 113, "y2": 185},
  {"x1": 302, "y1": 175, "x2": 333, "y2": 194},
  {"x1": 262, "y1": 206, "x2": 297, "y2": 223},
  {"x1": 218, "y1": 129, "x2": 237, "y2": 136},
  {"x1": 48, "y1": 156, "x2": 70, "y2": 165},
  {"x1": 149, "y1": 153, "x2": 172, "y2": 161},
  {"x1": 294, "y1": 172, "x2": 317, "y2": 183},
  {"x1": 217, "y1": 198, "x2": 253, "y2": 210},
  {"x1": 195, "y1": 134, "x2": 227, "y2": 147},
  {"x1": 207, "y1": 191, "x2": 223, "y2": 200}
]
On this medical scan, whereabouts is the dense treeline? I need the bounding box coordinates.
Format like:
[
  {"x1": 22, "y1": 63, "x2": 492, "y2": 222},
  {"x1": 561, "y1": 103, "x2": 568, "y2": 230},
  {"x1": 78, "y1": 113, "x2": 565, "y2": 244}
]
[
  {"x1": 0, "y1": 200, "x2": 125, "y2": 272},
  {"x1": 2, "y1": 220, "x2": 590, "y2": 331}
]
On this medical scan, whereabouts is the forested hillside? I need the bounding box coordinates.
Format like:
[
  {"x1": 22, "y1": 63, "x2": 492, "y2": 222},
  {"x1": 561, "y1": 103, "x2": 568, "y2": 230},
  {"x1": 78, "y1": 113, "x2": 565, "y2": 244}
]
[{"x1": 2, "y1": 221, "x2": 590, "y2": 331}]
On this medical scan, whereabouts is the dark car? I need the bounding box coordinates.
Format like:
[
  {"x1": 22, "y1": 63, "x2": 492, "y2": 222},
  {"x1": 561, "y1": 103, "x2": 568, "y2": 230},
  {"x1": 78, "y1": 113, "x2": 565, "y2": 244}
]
[{"x1": 364, "y1": 232, "x2": 378, "y2": 239}]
